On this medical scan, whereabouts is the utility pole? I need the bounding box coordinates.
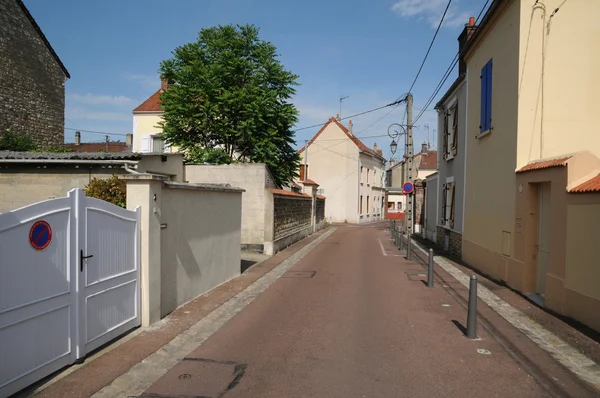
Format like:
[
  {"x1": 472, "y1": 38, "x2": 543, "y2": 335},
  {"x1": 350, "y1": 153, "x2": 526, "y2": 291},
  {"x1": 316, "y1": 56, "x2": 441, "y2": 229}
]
[
  {"x1": 406, "y1": 94, "x2": 414, "y2": 236},
  {"x1": 105, "y1": 135, "x2": 109, "y2": 152},
  {"x1": 303, "y1": 140, "x2": 308, "y2": 180}
]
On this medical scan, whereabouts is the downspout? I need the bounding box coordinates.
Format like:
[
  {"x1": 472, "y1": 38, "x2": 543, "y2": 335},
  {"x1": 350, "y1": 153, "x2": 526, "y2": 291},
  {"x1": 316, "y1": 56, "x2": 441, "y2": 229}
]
[{"x1": 533, "y1": 1, "x2": 547, "y2": 158}]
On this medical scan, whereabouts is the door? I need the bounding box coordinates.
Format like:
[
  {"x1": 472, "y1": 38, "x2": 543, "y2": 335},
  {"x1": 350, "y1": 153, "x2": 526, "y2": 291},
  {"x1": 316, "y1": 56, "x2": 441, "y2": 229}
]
[
  {"x1": 79, "y1": 194, "x2": 141, "y2": 355},
  {"x1": 536, "y1": 183, "x2": 551, "y2": 296},
  {"x1": 0, "y1": 189, "x2": 140, "y2": 398}
]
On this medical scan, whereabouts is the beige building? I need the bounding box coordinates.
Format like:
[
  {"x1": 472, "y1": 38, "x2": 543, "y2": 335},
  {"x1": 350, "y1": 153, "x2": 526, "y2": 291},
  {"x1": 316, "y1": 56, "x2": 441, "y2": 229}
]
[
  {"x1": 298, "y1": 117, "x2": 386, "y2": 224},
  {"x1": 132, "y1": 80, "x2": 176, "y2": 153},
  {"x1": 462, "y1": 0, "x2": 600, "y2": 330}
]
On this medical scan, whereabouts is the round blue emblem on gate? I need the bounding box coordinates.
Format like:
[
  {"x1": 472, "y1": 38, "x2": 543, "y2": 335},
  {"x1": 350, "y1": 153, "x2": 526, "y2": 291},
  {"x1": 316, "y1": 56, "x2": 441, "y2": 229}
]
[{"x1": 29, "y1": 220, "x2": 52, "y2": 251}]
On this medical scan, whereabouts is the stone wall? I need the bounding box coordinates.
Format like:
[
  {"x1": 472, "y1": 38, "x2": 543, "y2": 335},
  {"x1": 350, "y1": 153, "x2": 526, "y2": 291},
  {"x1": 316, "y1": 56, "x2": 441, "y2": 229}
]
[
  {"x1": 273, "y1": 195, "x2": 312, "y2": 240},
  {"x1": 0, "y1": 0, "x2": 67, "y2": 147},
  {"x1": 316, "y1": 198, "x2": 325, "y2": 223},
  {"x1": 436, "y1": 226, "x2": 462, "y2": 258},
  {"x1": 414, "y1": 179, "x2": 425, "y2": 234}
]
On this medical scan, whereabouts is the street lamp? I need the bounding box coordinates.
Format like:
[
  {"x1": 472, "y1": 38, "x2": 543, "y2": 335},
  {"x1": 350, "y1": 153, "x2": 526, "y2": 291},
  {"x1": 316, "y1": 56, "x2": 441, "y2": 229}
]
[
  {"x1": 390, "y1": 139, "x2": 397, "y2": 155},
  {"x1": 387, "y1": 123, "x2": 407, "y2": 158}
]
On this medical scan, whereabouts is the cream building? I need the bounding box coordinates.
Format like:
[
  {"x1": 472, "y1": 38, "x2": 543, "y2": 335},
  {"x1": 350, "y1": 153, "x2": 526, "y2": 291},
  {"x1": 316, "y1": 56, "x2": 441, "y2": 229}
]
[
  {"x1": 462, "y1": 0, "x2": 600, "y2": 330},
  {"x1": 132, "y1": 80, "x2": 176, "y2": 153},
  {"x1": 298, "y1": 117, "x2": 386, "y2": 224}
]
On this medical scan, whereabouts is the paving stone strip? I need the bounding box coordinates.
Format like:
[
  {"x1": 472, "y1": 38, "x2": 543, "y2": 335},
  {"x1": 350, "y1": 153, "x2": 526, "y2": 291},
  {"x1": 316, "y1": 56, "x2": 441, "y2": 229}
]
[
  {"x1": 91, "y1": 227, "x2": 337, "y2": 398},
  {"x1": 411, "y1": 240, "x2": 600, "y2": 390}
]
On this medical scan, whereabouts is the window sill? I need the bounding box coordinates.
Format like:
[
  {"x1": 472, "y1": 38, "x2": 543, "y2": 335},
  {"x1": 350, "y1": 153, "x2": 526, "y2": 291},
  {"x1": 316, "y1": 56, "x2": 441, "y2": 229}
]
[{"x1": 476, "y1": 128, "x2": 493, "y2": 139}]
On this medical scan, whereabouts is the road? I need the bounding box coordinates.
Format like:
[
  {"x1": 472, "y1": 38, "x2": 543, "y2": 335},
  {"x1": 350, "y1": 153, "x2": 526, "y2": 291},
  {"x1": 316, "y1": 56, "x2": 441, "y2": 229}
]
[{"x1": 141, "y1": 224, "x2": 583, "y2": 397}]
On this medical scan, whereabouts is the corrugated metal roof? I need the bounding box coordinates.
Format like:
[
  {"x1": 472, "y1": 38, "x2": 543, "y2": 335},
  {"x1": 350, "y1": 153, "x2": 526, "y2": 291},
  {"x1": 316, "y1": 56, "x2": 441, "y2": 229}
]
[
  {"x1": 0, "y1": 151, "x2": 142, "y2": 161},
  {"x1": 516, "y1": 156, "x2": 572, "y2": 173},
  {"x1": 570, "y1": 174, "x2": 600, "y2": 193}
]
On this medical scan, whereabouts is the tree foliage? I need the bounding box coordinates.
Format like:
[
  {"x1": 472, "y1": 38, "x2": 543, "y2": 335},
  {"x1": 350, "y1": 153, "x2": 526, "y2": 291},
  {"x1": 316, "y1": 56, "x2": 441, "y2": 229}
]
[
  {"x1": 84, "y1": 175, "x2": 127, "y2": 208},
  {"x1": 158, "y1": 24, "x2": 301, "y2": 186},
  {"x1": 0, "y1": 129, "x2": 37, "y2": 151}
]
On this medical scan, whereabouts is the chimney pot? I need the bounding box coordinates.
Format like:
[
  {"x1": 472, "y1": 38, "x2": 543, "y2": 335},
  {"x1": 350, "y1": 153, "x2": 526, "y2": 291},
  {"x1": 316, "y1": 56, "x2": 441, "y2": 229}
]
[
  {"x1": 468, "y1": 16, "x2": 475, "y2": 26},
  {"x1": 421, "y1": 142, "x2": 428, "y2": 153},
  {"x1": 126, "y1": 133, "x2": 133, "y2": 148},
  {"x1": 160, "y1": 75, "x2": 169, "y2": 90},
  {"x1": 348, "y1": 119, "x2": 353, "y2": 135},
  {"x1": 75, "y1": 131, "x2": 81, "y2": 145}
]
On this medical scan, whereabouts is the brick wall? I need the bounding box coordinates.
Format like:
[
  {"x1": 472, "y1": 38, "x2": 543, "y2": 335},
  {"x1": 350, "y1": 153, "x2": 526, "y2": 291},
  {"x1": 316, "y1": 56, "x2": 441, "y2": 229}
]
[
  {"x1": 273, "y1": 196, "x2": 312, "y2": 240},
  {"x1": 316, "y1": 198, "x2": 325, "y2": 223},
  {"x1": 0, "y1": 0, "x2": 67, "y2": 147}
]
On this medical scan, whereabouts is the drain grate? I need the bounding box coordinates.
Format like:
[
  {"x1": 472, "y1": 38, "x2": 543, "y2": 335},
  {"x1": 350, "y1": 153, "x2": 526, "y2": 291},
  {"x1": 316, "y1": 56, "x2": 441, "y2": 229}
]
[{"x1": 282, "y1": 270, "x2": 316, "y2": 278}]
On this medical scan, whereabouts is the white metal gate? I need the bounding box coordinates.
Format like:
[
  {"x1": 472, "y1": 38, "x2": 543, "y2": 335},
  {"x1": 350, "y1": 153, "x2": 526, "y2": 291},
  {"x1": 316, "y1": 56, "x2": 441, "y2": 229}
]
[{"x1": 0, "y1": 189, "x2": 140, "y2": 398}]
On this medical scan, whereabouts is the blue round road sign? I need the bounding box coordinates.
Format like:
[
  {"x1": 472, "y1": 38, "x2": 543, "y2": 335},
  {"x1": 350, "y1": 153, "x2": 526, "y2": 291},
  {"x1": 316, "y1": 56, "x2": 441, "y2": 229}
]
[
  {"x1": 403, "y1": 182, "x2": 414, "y2": 194},
  {"x1": 30, "y1": 220, "x2": 52, "y2": 250}
]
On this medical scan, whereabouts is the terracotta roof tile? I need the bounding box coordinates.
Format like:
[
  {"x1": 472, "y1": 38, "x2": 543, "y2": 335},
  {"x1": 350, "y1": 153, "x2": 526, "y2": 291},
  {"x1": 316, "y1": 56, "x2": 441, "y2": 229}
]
[
  {"x1": 63, "y1": 142, "x2": 129, "y2": 153},
  {"x1": 301, "y1": 179, "x2": 319, "y2": 186},
  {"x1": 570, "y1": 174, "x2": 600, "y2": 193},
  {"x1": 317, "y1": 194, "x2": 326, "y2": 199},
  {"x1": 269, "y1": 188, "x2": 311, "y2": 198},
  {"x1": 133, "y1": 89, "x2": 163, "y2": 113},
  {"x1": 516, "y1": 156, "x2": 572, "y2": 173},
  {"x1": 416, "y1": 150, "x2": 438, "y2": 170},
  {"x1": 298, "y1": 117, "x2": 383, "y2": 159}
]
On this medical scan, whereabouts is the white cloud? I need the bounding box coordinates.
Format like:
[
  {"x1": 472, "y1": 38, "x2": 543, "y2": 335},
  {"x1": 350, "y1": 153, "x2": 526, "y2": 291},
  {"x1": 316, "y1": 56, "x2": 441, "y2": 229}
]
[
  {"x1": 391, "y1": 0, "x2": 473, "y2": 29},
  {"x1": 69, "y1": 93, "x2": 138, "y2": 107},
  {"x1": 126, "y1": 73, "x2": 159, "y2": 92}
]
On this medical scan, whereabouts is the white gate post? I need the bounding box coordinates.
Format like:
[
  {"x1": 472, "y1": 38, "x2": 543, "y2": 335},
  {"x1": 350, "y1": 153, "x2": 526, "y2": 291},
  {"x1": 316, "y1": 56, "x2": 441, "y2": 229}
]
[{"x1": 122, "y1": 174, "x2": 166, "y2": 327}]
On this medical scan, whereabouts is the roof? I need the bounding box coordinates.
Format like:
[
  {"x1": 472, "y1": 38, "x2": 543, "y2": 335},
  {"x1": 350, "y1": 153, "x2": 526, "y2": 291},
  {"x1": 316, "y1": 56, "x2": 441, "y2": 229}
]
[
  {"x1": 133, "y1": 89, "x2": 163, "y2": 113},
  {"x1": 516, "y1": 156, "x2": 572, "y2": 173},
  {"x1": 298, "y1": 117, "x2": 385, "y2": 160},
  {"x1": 0, "y1": 151, "x2": 141, "y2": 161},
  {"x1": 16, "y1": 0, "x2": 70, "y2": 78},
  {"x1": 317, "y1": 194, "x2": 326, "y2": 200},
  {"x1": 435, "y1": 74, "x2": 466, "y2": 109},
  {"x1": 570, "y1": 174, "x2": 600, "y2": 193},
  {"x1": 269, "y1": 188, "x2": 311, "y2": 198},
  {"x1": 416, "y1": 150, "x2": 438, "y2": 170},
  {"x1": 63, "y1": 142, "x2": 130, "y2": 153},
  {"x1": 301, "y1": 179, "x2": 319, "y2": 186}
]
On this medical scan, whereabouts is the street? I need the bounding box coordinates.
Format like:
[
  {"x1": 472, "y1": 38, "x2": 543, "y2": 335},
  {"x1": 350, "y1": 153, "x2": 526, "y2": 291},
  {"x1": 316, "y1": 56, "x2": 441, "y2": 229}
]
[{"x1": 140, "y1": 224, "x2": 592, "y2": 398}]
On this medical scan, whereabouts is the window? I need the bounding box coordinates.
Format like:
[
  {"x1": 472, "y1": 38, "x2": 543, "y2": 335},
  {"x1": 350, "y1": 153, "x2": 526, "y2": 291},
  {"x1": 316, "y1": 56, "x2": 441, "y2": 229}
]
[
  {"x1": 367, "y1": 169, "x2": 370, "y2": 185},
  {"x1": 367, "y1": 196, "x2": 370, "y2": 214},
  {"x1": 141, "y1": 134, "x2": 170, "y2": 153},
  {"x1": 360, "y1": 196, "x2": 363, "y2": 214},
  {"x1": 443, "y1": 102, "x2": 459, "y2": 160},
  {"x1": 442, "y1": 180, "x2": 456, "y2": 229},
  {"x1": 480, "y1": 59, "x2": 493, "y2": 133}
]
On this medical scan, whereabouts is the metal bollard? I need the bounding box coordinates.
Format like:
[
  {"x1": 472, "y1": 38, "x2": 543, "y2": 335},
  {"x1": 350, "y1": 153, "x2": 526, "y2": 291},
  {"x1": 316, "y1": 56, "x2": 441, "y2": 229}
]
[
  {"x1": 466, "y1": 275, "x2": 478, "y2": 339},
  {"x1": 427, "y1": 248, "x2": 434, "y2": 287},
  {"x1": 406, "y1": 234, "x2": 412, "y2": 260},
  {"x1": 399, "y1": 232, "x2": 403, "y2": 251}
]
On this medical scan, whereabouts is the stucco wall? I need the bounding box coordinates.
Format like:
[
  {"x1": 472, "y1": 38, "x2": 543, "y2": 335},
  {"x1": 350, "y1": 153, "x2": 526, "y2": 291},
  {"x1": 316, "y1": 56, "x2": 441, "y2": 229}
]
[
  {"x1": 358, "y1": 152, "x2": 386, "y2": 223},
  {"x1": 0, "y1": 167, "x2": 123, "y2": 213},
  {"x1": 132, "y1": 113, "x2": 181, "y2": 153},
  {"x1": 463, "y1": 0, "x2": 520, "y2": 279},
  {"x1": 185, "y1": 163, "x2": 270, "y2": 246},
  {"x1": 0, "y1": 0, "x2": 66, "y2": 147},
  {"x1": 299, "y1": 123, "x2": 359, "y2": 223},
  {"x1": 137, "y1": 153, "x2": 184, "y2": 181},
  {"x1": 160, "y1": 183, "x2": 241, "y2": 317},
  {"x1": 517, "y1": 0, "x2": 600, "y2": 165}
]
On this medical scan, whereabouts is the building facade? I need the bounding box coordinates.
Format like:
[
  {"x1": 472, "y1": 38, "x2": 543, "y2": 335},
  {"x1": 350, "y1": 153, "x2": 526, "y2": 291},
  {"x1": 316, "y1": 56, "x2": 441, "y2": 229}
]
[
  {"x1": 0, "y1": 0, "x2": 70, "y2": 147},
  {"x1": 132, "y1": 79, "x2": 175, "y2": 153},
  {"x1": 298, "y1": 117, "x2": 386, "y2": 224}
]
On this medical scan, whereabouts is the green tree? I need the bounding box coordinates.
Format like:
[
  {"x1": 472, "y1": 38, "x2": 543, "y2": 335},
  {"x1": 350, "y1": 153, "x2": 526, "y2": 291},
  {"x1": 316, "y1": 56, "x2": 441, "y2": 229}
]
[
  {"x1": 0, "y1": 129, "x2": 37, "y2": 151},
  {"x1": 158, "y1": 24, "x2": 301, "y2": 186}
]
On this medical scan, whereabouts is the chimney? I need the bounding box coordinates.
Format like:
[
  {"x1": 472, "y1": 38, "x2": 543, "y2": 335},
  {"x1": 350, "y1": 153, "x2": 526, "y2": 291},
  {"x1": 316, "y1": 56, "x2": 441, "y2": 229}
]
[
  {"x1": 421, "y1": 142, "x2": 428, "y2": 153},
  {"x1": 75, "y1": 131, "x2": 81, "y2": 145},
  {"x1": 160, "y1": 75, "x2": 169, "y2": 91},
  {"x1": 458, "y1": 16, "x2": 477, "y2": 75},
  {"x1": 126, "y1": 133, "x2": 133, "y2": 148},
  {"x1": 389, "y1": 159, "x2": 395, "y2": 168},
  {"x1": 336, "y1": 113, "x2": 341, "y2": 121},
  {"x1": 348, "y1": 119, "x2": 353, "y2": 135}
]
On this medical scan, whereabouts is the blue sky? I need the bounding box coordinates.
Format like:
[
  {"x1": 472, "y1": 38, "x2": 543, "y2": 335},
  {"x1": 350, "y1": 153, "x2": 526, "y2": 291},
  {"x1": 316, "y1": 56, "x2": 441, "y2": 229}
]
[{"x1": 24, "y1": 0, "x2": 487, "y2": 159}]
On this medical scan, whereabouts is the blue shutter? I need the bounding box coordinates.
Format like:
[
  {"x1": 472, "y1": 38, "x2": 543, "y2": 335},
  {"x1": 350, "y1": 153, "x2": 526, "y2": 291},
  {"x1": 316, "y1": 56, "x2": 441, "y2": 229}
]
[
  {"x1": 480, "y1": 64, "x2": 487, "y2": 133},
  {"x1": 485, "y1": 60, "x2": 493, "y2": 131}
]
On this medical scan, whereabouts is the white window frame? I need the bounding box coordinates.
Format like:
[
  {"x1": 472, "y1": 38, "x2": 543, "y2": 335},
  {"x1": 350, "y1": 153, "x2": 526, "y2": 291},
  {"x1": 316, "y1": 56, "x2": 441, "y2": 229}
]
[{"x1": 145, "y1": 133, "x2": 170, "y2": 153}]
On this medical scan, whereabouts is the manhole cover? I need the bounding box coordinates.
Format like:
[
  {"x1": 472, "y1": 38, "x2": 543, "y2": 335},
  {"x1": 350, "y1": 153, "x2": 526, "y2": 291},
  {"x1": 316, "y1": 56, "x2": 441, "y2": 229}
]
[
  {"x1": 178, "y1": 373, "x2": 192, "y2": 380},
  {"x1": 282, "y1": 271, "x2": 316, "y2": 278}
]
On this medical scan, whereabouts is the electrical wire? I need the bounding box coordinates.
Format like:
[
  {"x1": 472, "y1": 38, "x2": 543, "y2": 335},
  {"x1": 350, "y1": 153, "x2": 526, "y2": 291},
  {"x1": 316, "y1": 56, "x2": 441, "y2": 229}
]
[{"x1": 65, "y1": 127, "x2": 127, "y2": 137}]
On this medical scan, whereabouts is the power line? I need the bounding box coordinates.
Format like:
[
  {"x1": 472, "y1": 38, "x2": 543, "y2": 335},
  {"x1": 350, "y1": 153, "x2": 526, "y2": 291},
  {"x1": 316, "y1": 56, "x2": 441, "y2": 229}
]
[
  {"x1": 65, "y1": 127, "x2": 127, "y2": 137},
  {"x1": 413, "y1": 0, "x2": 493, "y2": 124},
  {"x1": 292, "y1": 99, "x2": 404, "y2": 133},
  {"x1": 407, "y1": 0, "x2": 454, "y2": 94}
]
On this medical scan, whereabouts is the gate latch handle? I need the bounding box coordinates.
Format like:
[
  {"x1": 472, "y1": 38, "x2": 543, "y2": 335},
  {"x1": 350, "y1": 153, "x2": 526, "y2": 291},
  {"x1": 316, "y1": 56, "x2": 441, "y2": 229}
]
[{"x1": 80, "y1": 249, "x2": 94, "y2": 272}]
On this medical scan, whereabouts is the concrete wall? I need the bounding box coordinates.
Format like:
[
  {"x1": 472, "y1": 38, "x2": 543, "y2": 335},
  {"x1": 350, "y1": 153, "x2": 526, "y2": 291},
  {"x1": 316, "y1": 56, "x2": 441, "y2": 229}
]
[
  {"x1": 160, "y1": 182, "x2": 241, "y2": 317},
  {"x1": 462, "y1": 0, "x2": 520, "y2": 280},
  {"x1": 185, "y1": 163, "x2": 275, "y2": 249},
  {"x1": 517, "y1": 0, "x2": 600, "y2": 165},
  {"x1": 0, "y1": 0, "x2": 67, "y2": 147},
  {"x1": 124, "y1": 175, "x2": 243, "y2": 325},
  {"x1": 138, "y1": 153, "x2": 184, "y2": 181}
]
